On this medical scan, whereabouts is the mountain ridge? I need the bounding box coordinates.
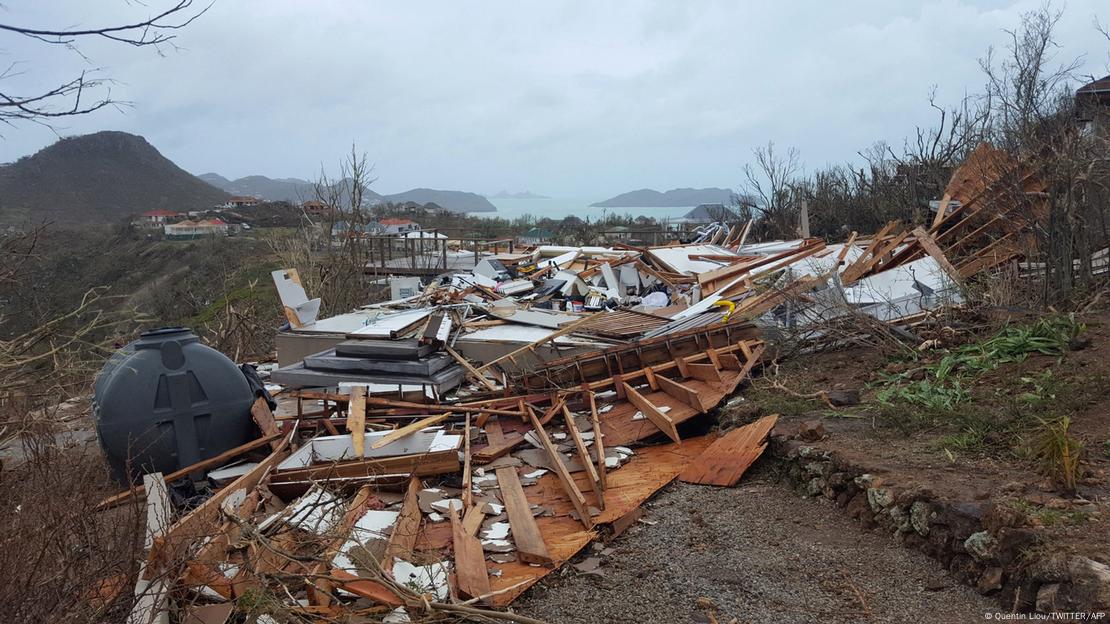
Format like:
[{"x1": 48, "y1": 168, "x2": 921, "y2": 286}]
[
  {"x1": 591, "y1": 187, "x2": 734, "y2": 208},
  {"x1": 0, "y1": 131, "x2": 230, "y2": 224},
  {"x1": 202, "y1": 174, "x2": 497, "y2": 213}
]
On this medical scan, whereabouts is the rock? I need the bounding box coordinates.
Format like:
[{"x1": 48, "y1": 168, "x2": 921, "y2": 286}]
[
  {"x1": 824, "y1": 389, "x2": 860, "y2": 407},
  {"x1": 910, "y1": 501, "x2": 934, "y2": 536},
  {"x1": 1068, "y1": 335, "x2": 1092, "y2": 351},
  {"x1": 796, "y1": 420, "x2": 827, "y2": 442},
  {"x1": 805, "y1": 477, "x2": 824, "y2": 497},
  {"x1": 846, "y1": 493, "x2": 870, "y2": 519},
  {"x1": 1036, "y1": 583, "x2": 1061, "y2": 612},
  {"x1": 573, "y1": 557, "x2": 603, "y2": 575},
  {"x1": 867, "y1": 487, "x2": 895, "y2": 513},
  {"x1": 978, "y1": 567, "x2": 1003, "y2": 594},
  {"x1": 694, "y1": 596, "x2": 716, "y2": 611},
  {"x1": 1065, "y1": 557, "x2": 1110, "y2": 610},
  {"x1": 888, "y1": 506, "x2": 912, "y2": 535},
  {"x1": 948, "y1": 553, "x2": 977, "y2": 583},
  {"x1": 964, "y1": 531, "x2": 998, "y2": 561},
  {"x1": 996, "y1": 528, "x2": 1040, "y2": 566}
]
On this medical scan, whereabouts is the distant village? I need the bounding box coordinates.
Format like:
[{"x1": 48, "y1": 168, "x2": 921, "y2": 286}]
[{"x1": 131, "y1": 195, "x2": 741, "y2": 247}]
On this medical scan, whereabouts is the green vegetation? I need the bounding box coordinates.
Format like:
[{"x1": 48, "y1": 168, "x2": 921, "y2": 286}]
[
  {"x1": 1030, "y1": 415, "x2": 1085, "y2": 493},
  {"x1": 1010, "y1": 499, "x2": 1090, "y2": 527},
  {"x1": 875, "y1": 315, "x2": 1082, "y2": 410},
  {"x1": 868, "y1": 316, "x2": 1088, "y2": 463}
]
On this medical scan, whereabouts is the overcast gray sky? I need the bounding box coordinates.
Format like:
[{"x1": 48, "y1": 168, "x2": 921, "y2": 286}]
[{"x1": 2, "y1": 1, "x2": 1107, "y2": 199}]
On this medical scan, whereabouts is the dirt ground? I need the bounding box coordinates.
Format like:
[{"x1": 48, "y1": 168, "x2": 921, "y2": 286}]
[
  {"x1": 517, "y1": 464, "x2": 992, "y2": 624},
  {"x1": 736, "y1": 311, "x2": 1110, "y2": 562}
]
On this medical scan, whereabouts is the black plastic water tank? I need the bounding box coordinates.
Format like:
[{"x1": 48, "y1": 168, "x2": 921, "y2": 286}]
[{"x1": 93, "y1": 327, "x2": 256, "y2": 485}]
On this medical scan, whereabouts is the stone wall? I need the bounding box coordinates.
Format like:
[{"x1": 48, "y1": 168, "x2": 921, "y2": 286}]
[{"x1": 771, "y1": 435, "x2": 1110, "y2": 613}]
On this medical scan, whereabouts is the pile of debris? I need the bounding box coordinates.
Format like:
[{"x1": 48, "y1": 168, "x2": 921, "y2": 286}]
[{"x1": 102, "y1": 143, "x2": 1047, "y2": 623}]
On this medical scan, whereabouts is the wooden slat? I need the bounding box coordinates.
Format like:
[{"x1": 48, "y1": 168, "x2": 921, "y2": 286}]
[
  {"x1": 586, "y1": 390, "x2": 606, "y2": 490},
  {"x1": 462, "y1": 413, "x2": 473, "y2": 509},
  {"x1": 526, "y1": 407, "x2": 593, "y2": 529},
  {"x1": 384, "y1": 475, "x2": 421, "y2": 564},
  {"x1": 370, "y1": 412, "x2": 451, "y2": 450},
  {"x1": 250, "y1": 397, "x2": 282, "y2": 450},
  {"x1": 462, "y1": 504, "x2": 485, "y2": 536},
  {"x1": 678, "y1": 415, "x2": 778, "y2": 486},
  {"x1": 96, "y1": 432, "x2": 282, "y2": 510},
  {"x1": 446, "y1": 344, "x2": 499, "y2": 392},
  {"x1": 655, "y1": 374, "x2": 705, "y2": 412},
  {"x1": 621, "y1": 382, "x2": 680, "y2": 444},
  {"x1": 348, "y1": 387, "x2": 367, "y2": 457},
  {"x1": 686, "y1": 362, "x2": 722, "y2": 383},
  {"x1": 450, "y1": 506, "x2": 491, "y2": 600},
  {"x1": 563, "y1": 405, "x2": 603, "y2": 509},
  {"x1": 486, "y1": 420, "x2": 552, "y2": 565},
  {"x1": 911, "y1": 226, "x2": 965, "y2": 287},
  {"x1": 472, "y1": 431, "x2": 525, "y2": 464}
]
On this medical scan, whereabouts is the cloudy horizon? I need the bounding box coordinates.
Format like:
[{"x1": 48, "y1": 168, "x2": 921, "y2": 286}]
[{"x1": 2, "y1": 1, "x2": 1108, "y2": 200}]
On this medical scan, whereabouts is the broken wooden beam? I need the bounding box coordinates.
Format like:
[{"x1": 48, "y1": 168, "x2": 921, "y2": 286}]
[
  {"x1": 526, "y1": 406, "x2": 593, "y2": 529},
  {"x1": 486, "y1": 419, "x2": 552, "y2": 565},
  {"x1": 621, "y1": 382, "x2": 680, "y2": 444},
  {"x1": 370, "y1": 412, "x2": 451, "y2": 450},
  {"x1": 347, "y1": 386, "x2": 367, "y2": 457},
  {"x1": 563, "y1": 405, "x2": 604, "y2": 509}
]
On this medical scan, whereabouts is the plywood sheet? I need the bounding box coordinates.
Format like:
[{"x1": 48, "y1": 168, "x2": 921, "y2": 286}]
[{"x1": 678, "y1": 415, "x2": 778, "y2": 486}]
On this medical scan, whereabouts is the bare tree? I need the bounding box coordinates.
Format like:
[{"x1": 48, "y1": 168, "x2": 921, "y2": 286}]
[
  {"x1": 977, "y1": 4, "x2": 1110, "y2": 302},
  {"x1": 0, "y1": 1, "x2": 211, "y2": 128},
  {"x1": 740, "y1": 141, "x2": 804, "y2": 239},
  {"x1": 272, "y1": 145, "x2": 384, "y2": 315}
]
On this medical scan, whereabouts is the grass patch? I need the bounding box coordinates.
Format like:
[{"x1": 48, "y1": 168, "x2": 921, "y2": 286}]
[
  {"x1": 875, "y1": 315, "x2": 1082, "y2": 411},
  {"x1": 870, "y1": 316, "x2": 1086, "y2": 460},
  {"x1": 1010, "y1": 499, "x2": 1090, "y2": 527}
]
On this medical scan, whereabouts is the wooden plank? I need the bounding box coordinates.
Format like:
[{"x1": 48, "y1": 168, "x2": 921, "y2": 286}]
[
  {"x1": 686, "y1": 362, "x2": 722, "y2": 383},
  {"x1": 718, "y1": 353, "x2": 743, "y2": 371},
  {"x1": 450, "y1": 506, "x2": 492, "y2": 600},
  {"x1": 384, "y1": 475, "x2": 421, "y2": 564},
  {"x1": 128, "y1": 472, "x2": 171, "y2": 624},
  {"x1": 678, "y1": 415, "x2": 778, "y2": 486},
  {"x1": 674, "y1": 356, "x2": 690, "y2": 379},
  {"x1": 586, "y1": 390, "x2": 606, "y2": 490},
  {"x1": 462, "y1": 504, "x2": 485, "y2": 536},
  {"x1": 462, "y1": 413, "x2": 473, "y2": 509},
  {"x1": 348, "y1": 386, "x2": 367, "y2": 457},
  {"x1": 526, "y1": 407, "x2": 593, "y2": 529},
  {"x1": 250, "y1": 397, "x2": 282, "y2": 450},
  {"x1": 150, "y1": 429, "x2": 294, "y2": 569},
  {"x1": 563, "y1": 405, "x2": 603, "y2": 508},
  {"x1": 911, "y1": 226, "x2": 965, "y2": 287},
  {"x1": 370, "y1": 412, "x2": 451, "y2": 450},
  {"x1": 487, "y1": 421, "x2": 552, "y2": 565},
  {"x1": 445, "y1": 344, "x2": 499, "y2": 392},
  {"x1": 96, "y1": 432, "x2": 283, "y2": 510},
  {"x1": 655, "y1": 374, "x2": 705, "y2": 412},
  {"x1": 473, "y1": 431, "x2": 525, "y2": 464},
  {"x1": 621, "y1": 382, "x2": 680, "y2": 444}
]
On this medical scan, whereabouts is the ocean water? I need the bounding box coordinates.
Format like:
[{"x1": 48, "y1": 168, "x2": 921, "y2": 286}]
[{"x1": 476, "y1": 198, "x2": 696, "y2": 223}]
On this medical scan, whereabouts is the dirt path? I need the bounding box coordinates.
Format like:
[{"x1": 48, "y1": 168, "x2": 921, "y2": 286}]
[{"x1": 517, "y1": 465, "x2": 992, "y2": 624}]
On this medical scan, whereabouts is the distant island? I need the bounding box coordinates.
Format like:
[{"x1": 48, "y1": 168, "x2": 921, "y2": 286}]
[
  {"x1": 488, "y1": 190, "x2": 550, "y2": 200},
  {"x1": 591, "y1": 187, "x2": 734, "y2": 208},
  {"x1": 201, "y1": 174, "x2": 497, "y2": 213}
]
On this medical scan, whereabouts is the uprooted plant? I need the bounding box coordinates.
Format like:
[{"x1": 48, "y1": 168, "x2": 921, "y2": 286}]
[
  {"x1": 874, "y1": 314, "x2": 1082, "y2": 409},
  {"x1": 1029, "y1": 415, "x2": 1085, "y2": 493}
]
